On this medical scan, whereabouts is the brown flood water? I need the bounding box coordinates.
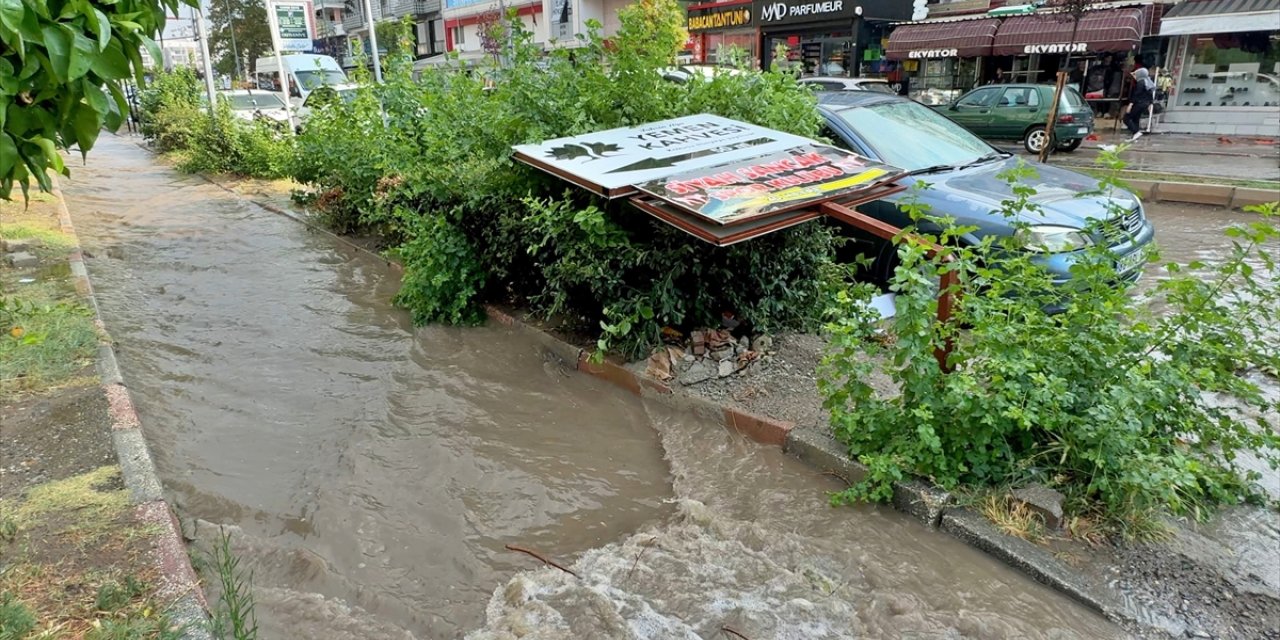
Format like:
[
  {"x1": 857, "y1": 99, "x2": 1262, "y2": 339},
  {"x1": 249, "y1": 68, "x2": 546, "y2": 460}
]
[{"x1": 63, "y1": 134, "x2": 1125, "y2": 638}]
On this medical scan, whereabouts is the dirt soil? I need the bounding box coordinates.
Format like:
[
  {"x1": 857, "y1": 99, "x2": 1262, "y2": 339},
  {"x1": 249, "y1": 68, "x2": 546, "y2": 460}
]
[
  {"x1": 0, "y1": 384, "x2": 115, "y2": 498},
  {"x1": 682, "y1": 331, "x2": 831, "y2": 428}
]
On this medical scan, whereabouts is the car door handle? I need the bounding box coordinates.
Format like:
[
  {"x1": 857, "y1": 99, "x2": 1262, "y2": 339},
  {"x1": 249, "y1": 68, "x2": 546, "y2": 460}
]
[{"x1": 978, "y1": 110, "x2": 989, "y2": 114}]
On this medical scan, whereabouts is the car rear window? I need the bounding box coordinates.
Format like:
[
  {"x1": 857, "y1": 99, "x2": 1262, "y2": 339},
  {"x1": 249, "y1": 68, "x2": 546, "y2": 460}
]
[{"x1": 1061, "y1": 87, "x2": 1086, "y2": 109}]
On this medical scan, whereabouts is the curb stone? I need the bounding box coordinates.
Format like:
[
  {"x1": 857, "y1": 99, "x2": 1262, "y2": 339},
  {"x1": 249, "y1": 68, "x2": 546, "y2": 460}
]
[
  {"x1": 51, "y1": 176, "x2": 213, "y2": 639},
  {"x1": 475, "y1": 307, "x2": 1153, "y2": 631}
]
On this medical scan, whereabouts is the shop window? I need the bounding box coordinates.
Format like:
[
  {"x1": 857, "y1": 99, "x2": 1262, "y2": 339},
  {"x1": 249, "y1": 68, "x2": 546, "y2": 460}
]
[{"x1": 1175, "y1": 33, "x2": 1280, "y2": 108}]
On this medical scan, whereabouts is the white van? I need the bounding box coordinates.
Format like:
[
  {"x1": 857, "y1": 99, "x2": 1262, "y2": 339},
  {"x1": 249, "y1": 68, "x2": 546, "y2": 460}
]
[{"x1": 254, "y1": 54, "x2": 348, "y2": 106}]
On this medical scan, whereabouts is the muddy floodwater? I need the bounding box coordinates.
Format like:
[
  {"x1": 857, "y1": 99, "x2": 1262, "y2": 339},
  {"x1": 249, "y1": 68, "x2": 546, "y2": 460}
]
[{"x1": 54, "y1": 134, "x2": 1201, "y2": 639}]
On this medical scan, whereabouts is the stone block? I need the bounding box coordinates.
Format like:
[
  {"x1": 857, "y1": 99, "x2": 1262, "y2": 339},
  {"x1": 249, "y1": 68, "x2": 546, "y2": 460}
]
[
  {"x1": 783, "y1": 426, "x2": 869, "y2": 485},
  {"x1": 1011, "y1": 484, "x2": 1065, "y2": 530},
  {"x1": 1, "y1": 237, "x2": 40, "y2": 253},
  {"x1": 1155, "y1": 181, "x2": 1233, "y2": 206},
  {"x1": 1230, "y1": 187, "x2": 1280, "y2": 210},
  {"x1": 892, "y1": 478, "x2": 952, "y2": 529},
  {"x1": 722, "y1": 406, "x2": 793, "y2": 447},
  {"x1": 5, "y1": 251, "x2": 38, "y2": 268}
]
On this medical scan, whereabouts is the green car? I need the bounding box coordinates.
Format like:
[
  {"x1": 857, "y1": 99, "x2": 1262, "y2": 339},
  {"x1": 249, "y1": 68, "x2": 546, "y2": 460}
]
[{"x1": 933, "y1": 84, "x2": 1095, "y2": 155}]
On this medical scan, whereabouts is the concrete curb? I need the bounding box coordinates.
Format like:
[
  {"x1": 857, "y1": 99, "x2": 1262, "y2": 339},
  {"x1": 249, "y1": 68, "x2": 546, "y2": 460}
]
[
  {"x1": 51, "y1": 176, "x2": 213, "y2": 639},
  {"x1": 1114, "y1": 179, "x2": 1278, "y2": 209},
  {"x1": 477, "y1": 306, "x2": 1149, "y2": 630}
]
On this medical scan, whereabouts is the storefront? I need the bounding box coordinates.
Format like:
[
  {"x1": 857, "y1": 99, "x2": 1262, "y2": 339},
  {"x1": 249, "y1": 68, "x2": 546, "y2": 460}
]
[
  {"x1": 754, "y1": 0, "x2": 911, "y2": 77},
  {"x1": 885, "y1": 16, "x2": 999, "y2": 105},
  {"x1": 1159, "y1": 0, "x2": 1280, "y2": 136},
  {"x1": 687, "y1": 0, "x2": 755, "y2": 65}
]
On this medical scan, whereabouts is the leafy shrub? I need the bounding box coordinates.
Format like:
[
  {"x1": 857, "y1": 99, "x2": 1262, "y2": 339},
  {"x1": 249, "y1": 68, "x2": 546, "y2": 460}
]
[
  {"x1": 819, "y1": 154, "x2": 1280, "y2": 533},
  {"x1": 178, "y1": 105, "x2": 293, "y2": 179},
  {"x1": 293, "y1": 0, "x2": 836, "y2": 356},
  {"x1": 138, "y1": 68, "x2": 202, "y2": 152}
]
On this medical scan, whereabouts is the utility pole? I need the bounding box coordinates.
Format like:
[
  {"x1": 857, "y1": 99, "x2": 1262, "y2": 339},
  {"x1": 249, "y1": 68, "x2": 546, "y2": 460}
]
[
  {"x1": 265, "y1": 0, "x2": 297, "y2": 131},
  {"x1": 194, "y1": 2, "x2": 218, "y2": 116},
  {"x1": 361, "y1": 0, "x2": 383, "y2": 83}
]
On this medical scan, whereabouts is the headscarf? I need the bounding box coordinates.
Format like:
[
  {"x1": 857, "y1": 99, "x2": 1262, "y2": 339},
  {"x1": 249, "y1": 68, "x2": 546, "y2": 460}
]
[{"x1": 1133, "y1": 67, "x2": 1155, "y2": 91}]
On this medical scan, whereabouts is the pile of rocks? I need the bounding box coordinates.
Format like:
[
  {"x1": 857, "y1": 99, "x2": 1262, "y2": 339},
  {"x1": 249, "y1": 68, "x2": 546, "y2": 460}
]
[{"x1": 644, "y1": 328, "x2": 775, "y2": 387}]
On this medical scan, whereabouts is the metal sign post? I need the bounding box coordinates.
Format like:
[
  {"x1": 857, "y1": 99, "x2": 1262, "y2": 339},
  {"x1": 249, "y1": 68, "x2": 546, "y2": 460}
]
[
  {"x1": 362, "y1": 0, "x2": 383, "y2": 83},
  {"x1": 193, "y1": 2, "x2": 218, "y2": 117},
  {"x1": 265, "y1": 0, "x2": 297, "y2": 132}
]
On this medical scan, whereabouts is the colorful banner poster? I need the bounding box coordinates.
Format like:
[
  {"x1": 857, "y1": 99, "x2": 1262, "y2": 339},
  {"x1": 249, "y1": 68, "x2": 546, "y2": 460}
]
[{"x1": 636, "y1": 145, "x2": 898, "y2": 225}]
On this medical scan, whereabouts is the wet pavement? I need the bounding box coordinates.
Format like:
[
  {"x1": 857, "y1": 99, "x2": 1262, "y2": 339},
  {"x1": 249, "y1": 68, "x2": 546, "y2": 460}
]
[
  {"x1": 60, "y1": 133, "x2": 1131, "y2": 638},
  {"x1": 1005, "y1": 131, "x2": 1280, "y2": 182}
]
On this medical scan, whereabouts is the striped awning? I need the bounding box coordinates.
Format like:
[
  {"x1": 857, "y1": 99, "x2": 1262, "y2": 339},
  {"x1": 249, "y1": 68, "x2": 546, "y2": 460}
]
[
  {"x1": 1161, "y1": 0, "x2": 1280, "y2": 35},
  {"x1": 992, "y1": 8, "x2": 1145, "y2": 56},
  {"x1": 886, "y1": 18, "x2": 1001, "y2": 60}
]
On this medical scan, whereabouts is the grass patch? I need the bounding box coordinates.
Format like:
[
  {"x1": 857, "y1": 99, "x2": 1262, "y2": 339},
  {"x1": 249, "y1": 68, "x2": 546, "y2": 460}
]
[
  {"x1": 980, "y1": 494, "x2": 1048, "y2": 544},
  {"x1": 0, "y1": 294, "x2": 99, "y2": 395},
  {"x1": 0, "y1": 467, "x2": 181, "y2": 639},
  {"x1": 0, "y1": 223, "x2": 75, "y2": 255}
]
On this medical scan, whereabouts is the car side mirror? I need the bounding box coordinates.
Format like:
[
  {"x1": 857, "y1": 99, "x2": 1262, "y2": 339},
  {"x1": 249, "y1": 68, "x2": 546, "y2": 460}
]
[{"x1": 949, "y1": 102, "x2": 959, "y2": 111}]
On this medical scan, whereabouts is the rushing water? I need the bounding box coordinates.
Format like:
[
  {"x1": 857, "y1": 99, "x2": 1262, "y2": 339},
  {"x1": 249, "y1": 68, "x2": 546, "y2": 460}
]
[{"x1": 60, "y1": 134, "x2": 1144, "y2": 638}]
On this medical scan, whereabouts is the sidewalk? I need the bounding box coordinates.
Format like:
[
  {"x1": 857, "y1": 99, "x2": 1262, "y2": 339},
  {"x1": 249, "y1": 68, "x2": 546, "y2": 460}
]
[{"x1": 1007, "y1": 130, "x2": 1280, "y2": 184}]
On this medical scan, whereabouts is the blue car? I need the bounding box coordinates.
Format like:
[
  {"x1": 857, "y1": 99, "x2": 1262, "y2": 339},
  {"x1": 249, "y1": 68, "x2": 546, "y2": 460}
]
[{"x1": 816, "y1": 91, "x2": 1153, "y2": 285}]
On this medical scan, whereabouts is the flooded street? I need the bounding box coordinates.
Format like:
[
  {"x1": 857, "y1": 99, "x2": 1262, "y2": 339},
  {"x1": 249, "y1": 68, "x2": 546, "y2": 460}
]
[{"x1": 56, "y1": 133, "x2": 1268, "y2": 638}]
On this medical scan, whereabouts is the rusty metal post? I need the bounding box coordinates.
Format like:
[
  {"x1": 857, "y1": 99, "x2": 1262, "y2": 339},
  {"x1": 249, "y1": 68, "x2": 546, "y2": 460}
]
[{"x1": 820, "y1": 201, "x2": 957, "y2": 372}]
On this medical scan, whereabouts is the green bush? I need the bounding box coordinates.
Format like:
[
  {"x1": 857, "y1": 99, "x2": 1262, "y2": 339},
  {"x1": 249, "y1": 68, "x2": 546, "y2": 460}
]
[
  {"x1": 138, "y1": 68, "x2": 202, "y2": 152},
  {"x1": 176, "y1": 102, "x2": 293, "y2": 179},
  {"x1": 292, "y1": 0, "x2": 835, "y2": 356},
  {"x1": 818, "y1": 154, "x2": 1280, "y2": 535}
]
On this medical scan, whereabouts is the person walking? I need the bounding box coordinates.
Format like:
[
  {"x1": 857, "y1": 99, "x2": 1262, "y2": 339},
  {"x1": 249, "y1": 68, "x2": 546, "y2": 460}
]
[{"x1": 1124, "y1": 67, "x2": 1155, "y2": 141}]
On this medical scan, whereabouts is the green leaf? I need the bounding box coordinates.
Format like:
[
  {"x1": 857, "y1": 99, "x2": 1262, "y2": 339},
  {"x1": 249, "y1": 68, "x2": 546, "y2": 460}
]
[
  {"x1": 41, "y1": 25, "x2": 72, "y2": 82},
  {"x1": 87, "y1": 8, "x2": 111, "y2": 51},
  {"x1": 90, "y1": 40, "x2": 130, "y2": 79},
  {"x1": 0, "y1": 133, "x2": 17, "y2": 177},
  {"x1": 0, "y1": 0, "x2": 22, "y2": 32},
  {"x1": 82, "y1": 78, "x2": 109, "y2": 114},
  {"x1": 71, "y1": 104, "x2": 101, "y2": 155},
  {"x1": 68, "y1": 32, "x2": 97, "y2": 80},
  {"x1": 137, "y1": 34, "x2": 161, "y2": 72}
]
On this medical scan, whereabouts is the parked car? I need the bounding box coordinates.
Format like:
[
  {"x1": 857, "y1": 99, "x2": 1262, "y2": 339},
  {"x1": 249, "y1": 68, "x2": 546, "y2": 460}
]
[
  {"x1": 816, "y1": 91, "x2": 1151, "y2": 285},
  {"x1": 293, "y1": 84, "x2": 359, "y2": 128},
  {"x1": 219, "y1": 90, "x2": 290, "y2": 125},
  {"x1": 933, "y1": 83, "x2": 1094, "y2": 154},
  {"x1": 798, "y1": 76, "x2": 896, "y2": 94},
  {"x1": 659, "y1": 64, "x2": 748, "y2": 84}
]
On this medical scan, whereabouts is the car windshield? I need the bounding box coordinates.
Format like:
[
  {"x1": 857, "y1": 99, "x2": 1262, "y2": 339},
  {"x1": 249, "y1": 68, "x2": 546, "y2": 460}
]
[
  {"x1": 293, "y1": 69, "x2": 348, "y2": 91},
  {"x1": 834, "y1": 100, "x2": 993, "y2": 171},
  {"x1": 304, "y1": 87, "x2": 358, "y2": 108},
  {"x1": 225, "y1": 93, "x2": 285, "y2": 110}
]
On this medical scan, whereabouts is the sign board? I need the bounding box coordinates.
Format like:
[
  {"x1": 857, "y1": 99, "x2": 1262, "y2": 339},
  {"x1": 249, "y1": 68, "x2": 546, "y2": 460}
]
[
  {"x1": 512, "y1": 115, "x2": 814, "y2": 198},
  {"x1": 752, "y1": 0, "x2": 910, "y2": 25},
  {"x1": 688, "y1": 4, "x2": 752, "y2": 31},
  {"x1": 274, "y1": 2, "x2": 312, "y2": 52},
  {"x1": 636, "y1": 145, "x2": 898, "y2": 225}
]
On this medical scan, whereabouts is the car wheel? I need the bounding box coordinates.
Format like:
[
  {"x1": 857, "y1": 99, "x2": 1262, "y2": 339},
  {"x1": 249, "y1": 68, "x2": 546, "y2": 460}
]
[
  {"x1": 1024, "y1": 126, "x2": 1051, "y2": 154},
  {"x1": 1056, "y1": 138, "x2": 1082, "y2": 152}
]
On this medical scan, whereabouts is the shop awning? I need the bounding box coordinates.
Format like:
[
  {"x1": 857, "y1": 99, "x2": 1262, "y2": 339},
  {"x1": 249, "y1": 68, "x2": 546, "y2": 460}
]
[
  {"x1": 991, "y1": 8, "x2": 1146, "y2": 56},
  {"x1": 885, "y1": 18, "x2": 1000, "y2": 60},
  {"x1": 1160, "y1": 0, "x2": 1280, "y2": 36}
]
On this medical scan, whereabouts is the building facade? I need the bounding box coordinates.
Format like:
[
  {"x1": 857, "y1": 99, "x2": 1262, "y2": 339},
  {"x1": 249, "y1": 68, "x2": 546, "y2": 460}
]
[{"x1": 1158, "y1": 0, "x2": 1280, "y2": 135}]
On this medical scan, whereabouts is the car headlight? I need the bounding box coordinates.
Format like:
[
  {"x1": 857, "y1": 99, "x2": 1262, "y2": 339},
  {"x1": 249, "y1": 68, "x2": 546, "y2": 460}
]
[{"x1": 1014, "y1": 225, "x2": 1093, "y2": 253}]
